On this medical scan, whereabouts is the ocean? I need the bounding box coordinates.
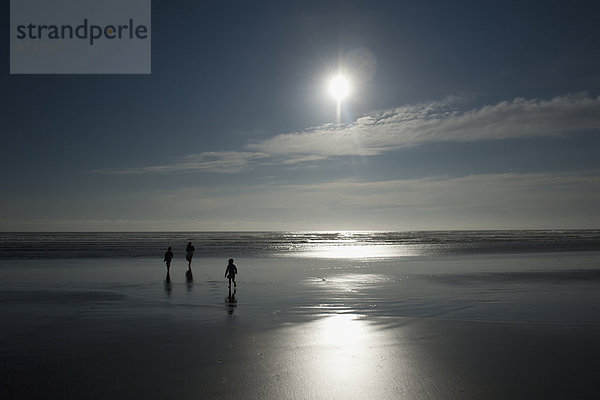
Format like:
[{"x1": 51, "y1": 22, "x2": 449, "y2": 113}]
[
  {"x1": 2, "y1": 231, "x2": 600, "y2": 399},
  {"x1": 2, "y1": 230, "x2": 600, "y2": 259}
]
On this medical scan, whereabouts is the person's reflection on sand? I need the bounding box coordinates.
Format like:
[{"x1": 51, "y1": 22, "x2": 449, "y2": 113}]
[
  {"x1": 225, "y1": 287, "x2": 237, "y2": 315},
  {"x1": 164, "y1": 272, "x2": 172, "y2": 296},
  {"x1": 185, "y1": 269, "x2": 193, "y2": 292}
]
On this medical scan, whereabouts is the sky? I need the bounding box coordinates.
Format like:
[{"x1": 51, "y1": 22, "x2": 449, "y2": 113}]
[{"x1": 2, "y1": 0, "x2": 600, "y2": 231}]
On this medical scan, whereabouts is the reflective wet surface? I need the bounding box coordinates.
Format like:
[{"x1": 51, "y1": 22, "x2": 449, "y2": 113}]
[{"x1": 2, "y1": 253, "x2": 600, "y2": 398}]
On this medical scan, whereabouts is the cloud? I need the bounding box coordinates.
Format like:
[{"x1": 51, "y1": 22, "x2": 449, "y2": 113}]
[
  {"x1": 248, "y1": 94, "x2": 600, "y2": 158},
  {"x1": 7, "y1": 170, "x2": 598, "y2": 231},
  {"x1": 218, "y1": 171, "x2": 600, "y2": 229},
  {"x1": 99, "y1": 94, "x2": 600, "y2": 174},
  {"x1": 145, "y1": 170, "x2": 600, "y2": 227},
  {"x1": 97, "y1": 151, "x2": 268, "y2": 174},
  {"x1": 223, "y1": 171, "x2": 600, "y2": 214}
]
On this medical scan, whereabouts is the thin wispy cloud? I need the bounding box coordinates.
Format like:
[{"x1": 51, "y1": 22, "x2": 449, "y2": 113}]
[
  {"x1": 99, "y1": 94, "x2": 600, "y2": 174},
  {"x1": 97, "y1": 151, "x2": 268, "y2": 174},
  {"x1": 249, "y1": 94, "x2": 600, "y2": 158}
]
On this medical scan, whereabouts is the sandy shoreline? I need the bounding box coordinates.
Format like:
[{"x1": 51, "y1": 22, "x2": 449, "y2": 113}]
[
  {"x1": 4, "y1": 313, "x2": 600, "y2": 399},
  {"x1": 2, "y1": 254, "x2": 600, "y2": 399}
]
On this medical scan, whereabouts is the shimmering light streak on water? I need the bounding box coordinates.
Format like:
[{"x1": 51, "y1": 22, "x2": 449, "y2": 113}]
[
  {"x1": 2, "y1": 230, "x2": 599, "y2": 259},
  {"x1": 290, "y1": 244, "x2": 420, "y2": 259}
]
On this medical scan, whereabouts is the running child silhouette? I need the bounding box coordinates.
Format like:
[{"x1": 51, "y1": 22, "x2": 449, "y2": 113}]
[{"x1": 225, "y1": 258, "x2": 238, "y2": 288}]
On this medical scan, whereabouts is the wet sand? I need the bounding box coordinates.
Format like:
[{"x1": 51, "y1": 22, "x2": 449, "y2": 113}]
[{"x1": 2, "y1": 254, "x2": 600, "y2": 399}]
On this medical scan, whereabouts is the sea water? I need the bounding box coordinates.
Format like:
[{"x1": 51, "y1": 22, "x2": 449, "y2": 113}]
[
  {"x1": 1, "y1": 230, "x2": 600, "y2": 259},
  {"x1": 2, "y1": 231, "x2": 600, "y2": 399},
  {"x1": 1, "y1": 231, "x2": 599, "y2": 324}
]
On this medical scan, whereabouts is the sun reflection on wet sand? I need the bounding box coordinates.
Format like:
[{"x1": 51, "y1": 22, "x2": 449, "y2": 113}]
[
  {"x1": 311, "y1": 314, "x2": 372, "y2": 391},
  {"x1": 278, "y1": 312, "x2": 416, "y2": 399},
  {"x1": 317, "y1": 313, "x2": 366, "y2": 346}
]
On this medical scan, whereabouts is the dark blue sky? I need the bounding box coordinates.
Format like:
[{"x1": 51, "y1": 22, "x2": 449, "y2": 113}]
[{"x1": 2, "y1": 0, "x2": 600, "y2": 230}]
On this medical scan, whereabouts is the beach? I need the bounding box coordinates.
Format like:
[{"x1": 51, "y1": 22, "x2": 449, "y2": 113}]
[
  {"x1": 2, "y1": 233, "x2": 600, "y2": 399},
  {"x1": 5, "y1": 0, "x2": 600, "y2": 396}
]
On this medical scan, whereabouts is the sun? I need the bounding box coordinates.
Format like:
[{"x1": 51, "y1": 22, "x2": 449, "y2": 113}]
[{"x1": 329, "y1": 74, "x2": 350, "y2": 101}]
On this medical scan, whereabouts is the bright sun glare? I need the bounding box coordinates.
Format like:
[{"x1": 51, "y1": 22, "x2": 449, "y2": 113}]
[{"x1": 329, "y1": 74, "x2": 350, "y2": 101}]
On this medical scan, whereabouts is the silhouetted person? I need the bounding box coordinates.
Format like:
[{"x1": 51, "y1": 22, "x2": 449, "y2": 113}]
[
  {"x1": 163, "y1": 246, "x2": 174, "y2": 283},
  {"x1": 164, "y1": 246, "x2": 174, "y2": 272},
  {"x1": 185, "y1": 242, "x2": 195, "y2": 270},
  {"x1": 225, "y1": 258, "x2": 237, "y2": 288}
]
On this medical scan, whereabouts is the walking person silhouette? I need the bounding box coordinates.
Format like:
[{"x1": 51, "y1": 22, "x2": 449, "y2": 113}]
[
  {"x1": 163, "y1": 246, "x2": 174, "y2": 282},
  {"x1": 185, "y1": 242, "x2": 195, "y2": 270},
  {"x1": 164, "y1": 247, "x2": 174, "y2": 271},
  {"x1": 225, "y1": 258, "x2": 237, "y2": 289}
]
